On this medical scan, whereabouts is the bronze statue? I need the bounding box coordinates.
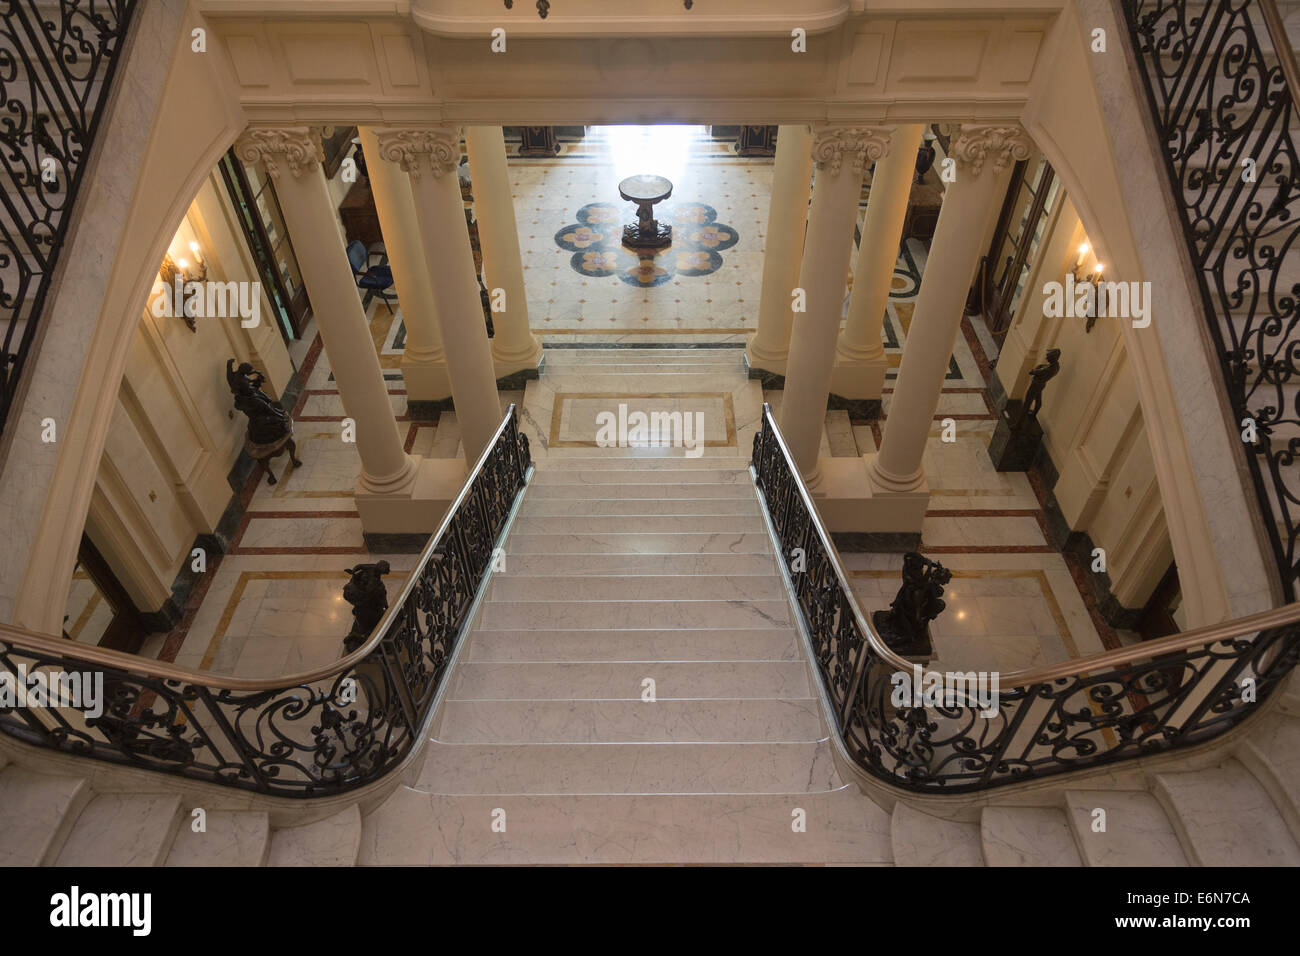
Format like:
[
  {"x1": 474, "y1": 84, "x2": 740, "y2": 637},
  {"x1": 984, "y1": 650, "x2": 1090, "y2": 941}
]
[
  {"x1": 226, "y1": 359, "x2": 302, "y2": 484},
  {"x1": 1010, "y1": 348, "x2": 1062, "y2": 429},
  {"x1": 873, "y1": 552, "x2": 952, "y2": 655},
  {"x1": 342, "y1": 560, "x2": 391, "y2": 653}
]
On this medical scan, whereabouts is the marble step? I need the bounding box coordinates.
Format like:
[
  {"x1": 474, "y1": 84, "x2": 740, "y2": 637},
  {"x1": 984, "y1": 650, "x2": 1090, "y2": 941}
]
[
  {"x1": 436, "y1": 697, "x2": 825, "y2": 743},
  {"x1": 477, "y1": 599, "x2": 791, "y2": 630},
  {"x1": 266, "y1": 805, "x2": 362, "y2": 867},
  {"x1": 528, "y1": 481, "x2": 755, "y2": 498},
  {"x1": 890, "y1": 802, "x2": 985, "y2": 866},
  {"x1": 511, "y1": 515, "x2": 765, "y2": 534},
  {"x1": 537, "y1": 372, "x2": 749, "y2": 388},
  {"x1": 164, "y1": 810, "x2": 271, "y2": 867},
  {"x1": 1237, "y1": 712, "x2": 1300, "y2": 843},
  {"x1": 1063, "y1": 790, "x2": 1188, "y2": 866},
  {"x1": 488, "y1": 573, "x2": 786, "y2": 603},
  {"x1": 498, "y1": 553, "x2": 778, "y2": 576},
  {"x1": 518, "y1": 497, "x2": 760, "y2": 516},
  {"x1": 450, "y1": 660, "x2": 810, "y2": 700},
  {"x1": 980, "y1": 806, "x2": 1083, "y2": 866},
  {"x1": 532, "y1": 456, "x2": 752, "y2": 470},
  {"x1": 539, "y1": 362, "x2": 744, "y2": 375},
  {"x1": 465, "y1": 627, "x2": 801, "y2": 662},
  {"x1": 530, "y1": 468, "x2": 750, "y2": 484},
  {"x1": 505, "y1": 532, "x2": 774, "y2": 554},
  {"x1": 543, "y1": 349, "x2": 744, "y2": 365},
  {"x1": 534, "y1": 446, "x2": 751, "y2": 461},
  {"x1": 0, "y1": 766, "x2": 91, "y2": 866},
  {"x1": 357, "y1": 786, "x2": 893, "y2": 865},
  {"x1": 1154, "y1": 758, "x2": 1300, "y2": 866},
  {"x1": 413, "y1": 739, "x2": 839, "y2": 794},
  {"x1": 55, "y1": 792, "x2": 184, "y2": 867}
]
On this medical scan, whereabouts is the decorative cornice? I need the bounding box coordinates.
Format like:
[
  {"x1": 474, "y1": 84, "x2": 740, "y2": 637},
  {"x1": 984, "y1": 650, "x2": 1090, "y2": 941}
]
[
  {"x1": 949, "y1": 124, "x2": 1034, "y2": 178},
  {"x1": 373, "y1": 127, "x2": 464, "y2": 179},
  {"x1": 810, "y1": 126, "x2": 890, "y2": 176},
  {"x1": 233, "y1": 127, "x2": 323, "y2": 180}
]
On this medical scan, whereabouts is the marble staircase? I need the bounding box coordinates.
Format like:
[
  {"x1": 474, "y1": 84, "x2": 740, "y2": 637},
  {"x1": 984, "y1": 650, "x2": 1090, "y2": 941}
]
[{"x1": 3, "y1": 348, "x2": 1300, "y2": 864}]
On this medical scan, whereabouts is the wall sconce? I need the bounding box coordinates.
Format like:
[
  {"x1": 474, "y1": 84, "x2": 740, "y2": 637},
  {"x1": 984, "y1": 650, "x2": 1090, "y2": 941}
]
[
  {"x1": 158, "y1": 241, "x2": 208, "y2": 332},
  {"x1": 1072, "y1": 242, "x2": 1091, "y2": 284},
  {"x1": 1085, "y1": 263, "x2": 1105, "y2": 333}
]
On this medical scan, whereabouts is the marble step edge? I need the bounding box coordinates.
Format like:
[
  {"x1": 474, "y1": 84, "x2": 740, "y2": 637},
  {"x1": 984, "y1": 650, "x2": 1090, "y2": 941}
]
[
  {"x1": 463, "y1": 627, "x2": 800, "y2": 663},
  {"x1": 164, "y1": 810, "x2": 272, "y2": 867},
  {"x1": 266, "y1": 804, "x2": 362, "y2": 867},
  {"x1": 1235, "y1": 725, "x2": 1300, "y2": 846},
  {"x1": 0, "y1": 765, "x2": 93, "y2": 866},
  {"x1": 979, "y1": 805, "x2": 1084, "y2": 867},
  {"x1": 1061, "y1": 789, "x2": 1189, "y2": 867},
  {"x1": 486, "y1": 574, "x2": 786, "y2": 601},
  {"x1": 448, "y1": 659, "x2": 812, "y2": 701},
  {"x1": 55, "y1": 792, "x2": 185, "y2": 867},
  {"x1": 889, "y1": 801, "x2": 985, "y2": 867}
]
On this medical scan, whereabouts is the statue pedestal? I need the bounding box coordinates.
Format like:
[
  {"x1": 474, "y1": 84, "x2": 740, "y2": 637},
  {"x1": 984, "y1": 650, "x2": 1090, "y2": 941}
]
[
  {"x1": 987, "y1": 403, "x2": 1043, "y2": 472},
  {"x1": 872, "y1": 610, "x2": 935, "y2": 664}
]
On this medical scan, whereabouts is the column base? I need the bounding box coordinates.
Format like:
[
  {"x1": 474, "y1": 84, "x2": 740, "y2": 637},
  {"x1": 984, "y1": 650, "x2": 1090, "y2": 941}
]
[
  {"x1": 355, "y1": 456, "x2": 469, "y2": 537},
  {"x1": 811, "y1": 454, "x2": 930, "y2": 536},
  {"x1": 828, "y1": 354, "x2": 887, "y2": 404},
  {"x1": 743, "y1": 349, "x2": 786, "y2": 388},
  {"x1": 401, "y1": 357, "x2": 453, "y2": 410},
  {"x1": 493, "y1": 335, "x2": 544, "y2": 387}
]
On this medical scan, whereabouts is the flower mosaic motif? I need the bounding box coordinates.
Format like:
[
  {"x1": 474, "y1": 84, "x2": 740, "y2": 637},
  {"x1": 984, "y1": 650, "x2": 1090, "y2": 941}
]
[{"x1": 554, "y1": 201, "x2": 739, "y2": 287}]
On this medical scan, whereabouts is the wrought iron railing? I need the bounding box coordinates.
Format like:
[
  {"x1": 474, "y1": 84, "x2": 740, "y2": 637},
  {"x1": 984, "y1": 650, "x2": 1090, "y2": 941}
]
[
  {"x1": 1123, "y1": 0, "x2": 1300, "y2": 599},
  {"x1": 0, "y1": 406, "x2": 531, "y2": 797},
  {"x1": 0, "y1": 0, "x2": 136, "y2": 440},
  {"x1": 752, "y1": 405, "x2": 1300, "y2": 792}
]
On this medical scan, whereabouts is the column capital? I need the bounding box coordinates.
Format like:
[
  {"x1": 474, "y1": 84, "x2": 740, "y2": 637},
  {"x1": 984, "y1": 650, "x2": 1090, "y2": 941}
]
[
  {"x1": 233, "y1": 127, "x2": 324, "y2": 179},
  {"x1": 949, "y1": 124, "x2": 1034, "y2": 178},
  {"x1": 373, "y1": 127, "x2": 464, "y2": 179},
  {"x1": 810, "y1": 125, "x2": 891, "y2": 176}
]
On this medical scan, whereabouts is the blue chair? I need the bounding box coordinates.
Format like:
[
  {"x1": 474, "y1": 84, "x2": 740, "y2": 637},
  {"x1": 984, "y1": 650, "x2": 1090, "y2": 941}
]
[{"x1": 346, "y1": 240, "x2": 397, "y2": 315}]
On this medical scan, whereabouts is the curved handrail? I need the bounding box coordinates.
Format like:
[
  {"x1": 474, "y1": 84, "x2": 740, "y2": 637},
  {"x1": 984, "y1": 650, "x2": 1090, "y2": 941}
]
[
  {"x1": 752, "y1": 404, "x2": 1300, "y2": 792},
  {"x1": 0, "y1": 405, "x2": 532, "y2": 796}
]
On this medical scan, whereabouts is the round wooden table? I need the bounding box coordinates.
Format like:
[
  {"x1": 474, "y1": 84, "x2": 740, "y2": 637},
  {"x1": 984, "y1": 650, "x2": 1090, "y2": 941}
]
[{"x1": 618, "y1": 174, "x2": 674, "y2": 250}]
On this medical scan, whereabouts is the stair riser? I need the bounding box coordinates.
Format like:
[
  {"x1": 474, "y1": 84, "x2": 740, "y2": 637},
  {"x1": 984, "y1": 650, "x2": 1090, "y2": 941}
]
[
  {"x1": 478, "y1": 600, "x2": 791, "y2": 630},
  {"x1": 436, "y1": 698, "x2": 825, "y2": 743},
  {"x1": 465, "y1": 628, "x2": 800, "y2": 662},
  {"x1": 450, "y1": 661, "x2": 810, "y2": 700},
  {"x1": 530, "y1": 470, "x2": 750, "y2": 484},
  {"x1": 519, "y1": 498, "x2": 759, "y2": 517},
  {"x1": 489, "y1": 574, "x2": 786, "y2": 602},
  {"x1": 504, "y1": 533, "x2": 774, "y2": 554},
  {"x1": 512, "y1": 516, "x2": 765, "y2": 534},
  {"x1": 498, "y1": 553, "x2": 778, "y2": 575},
  {"x1": 527, "y1": 482, "x2": 756, "y2": 499}
]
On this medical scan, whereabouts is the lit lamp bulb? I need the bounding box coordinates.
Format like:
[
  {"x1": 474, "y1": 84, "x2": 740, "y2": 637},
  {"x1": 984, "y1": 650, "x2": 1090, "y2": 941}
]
[
  {"x1": 188, "y1": 240, "x2": 202, "y2": 263},
  {"x1": 1094, "y1": 263, "x2": 1104, "y2": 278},
  {"x1": 1076, "y1": 242, "x2": 1090, "y2": 267},
  {"x1": 176, "y1": 257, "x2": 189, "y2": 270}
]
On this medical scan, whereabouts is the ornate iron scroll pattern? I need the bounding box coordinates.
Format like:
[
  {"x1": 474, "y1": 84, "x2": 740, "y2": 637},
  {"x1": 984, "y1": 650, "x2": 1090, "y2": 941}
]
[
  {"x1": 751, "y1": 405, "x2": 1300, "y2": 792},
  {"x1": 0, "y1": 407, "x2": 531, "y2": 797},
  {"x1": 1, "y1": 1, "x2": 137, "y2": 438},
  {"x1": 1123, "y1": 0, "x2": 1300, "y2": 599}
]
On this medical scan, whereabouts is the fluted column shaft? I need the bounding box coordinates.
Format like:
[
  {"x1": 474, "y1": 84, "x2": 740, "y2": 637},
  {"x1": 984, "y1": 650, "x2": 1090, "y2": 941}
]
[
  {"x1": 871, "y1": 125, "x2": 1032, "y2": 493},
  {"x1": 464, "y1": 125, "x2": 542, "y2": 375},
  {"x1": 235, "y1": 128, "x2": 415, "y2": 493},
  {"x1": 357, "y1": 126, "x2": 450, "y2": 402},
  {"x1": 778, "y1": 127, "x2": 889, "y2": 482},
  {"x1": 838, "y1": 124, "x2": 926, "y2": 364},
  {"x1": 747, "y1": 125, "x2": 815, "y2": 374},
  {"x1": 375, "y1": 127, "x2": 501, "y2": 463}
]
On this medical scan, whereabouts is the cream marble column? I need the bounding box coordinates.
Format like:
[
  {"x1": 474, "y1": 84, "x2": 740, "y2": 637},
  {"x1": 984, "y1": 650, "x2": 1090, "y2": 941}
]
[
  {"x1": 869, "y1": 125, "x2": 1034, "y2": 506},
  {"x1": 234, "y1": 128, "x2": 416, "y2": 502},
  {"x1": 464, "y1": 125, "x2": 543, "y2": 382},
  {"x1": 745, "y1": 124, "x2": 815, "y2": 379},
  {"x1": 830, "y1": 123, "x2": 926, "y2": 408},
  {"x1": 778, "y1": 126, "x2": 890, "y2": 484},
  {"x1": 357, "y1": 126, "x2": 451, "y2": 412},
  {"x1": 375, "y1": 127, "x2": 501, "y2": 463}
]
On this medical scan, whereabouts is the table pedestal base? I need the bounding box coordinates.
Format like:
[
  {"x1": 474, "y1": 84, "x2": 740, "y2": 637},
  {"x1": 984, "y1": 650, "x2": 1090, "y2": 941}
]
[{"x1": 623, "y1": 221, "x2": 672, "y2": 250}]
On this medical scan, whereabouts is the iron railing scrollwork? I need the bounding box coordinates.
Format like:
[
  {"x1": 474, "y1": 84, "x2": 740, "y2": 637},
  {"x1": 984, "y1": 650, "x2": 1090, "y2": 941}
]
[
  {"x1": 0, "y1": 406, "x2": 531, "y2": 797},
  {"x1": 1, "y1": 0, "x2": 137, "y2": 439},
  {"x1": 1122, "y1": 0, "x2": 1300, "y2": 599},
  {"x1": 752, "y1": 404, "x2": 1300, "y2": 792}
]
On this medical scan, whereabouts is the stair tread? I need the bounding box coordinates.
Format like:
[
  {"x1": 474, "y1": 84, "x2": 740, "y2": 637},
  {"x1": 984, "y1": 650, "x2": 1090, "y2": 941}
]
[
  {"x1": 891, "y1": 802, "x2": 984, "y2": 867},
  {"x1": 357, "y1": 787, "x2": 893, "y2": 864},
  {"x1": 1064, "y1": 789, "x2": 1187, "y2": 866},
  {"x1": 55, "y1": 792, "x2": 182, "y2": 867},
  {"x1": 450, "y1": 660, "x2": 810, "y2": 700},
  {"x1": 266, "y1": 805, "x2": 362, "y2": 867},
  {"x1": 505, "y1": 533, "x2": 774, "y2": 554},
  {"x1": 413, "y1": 740, "x2": 839, "y2": 794},
  {"x1": 465, "y1": 627, "x2": 800, "y2": 662},
  {"x1": 0, "y1": 766, "x2": 89, "y2": 866},
  {"x1": 165, "y1": 810, "x2": 271, "y2": 867},
  {"x1": 1155, "y1": 758, "x2": 1300, "y2": 866},
  {"x1": 981, "y1": 806, "x2": 1083, "y2": 867}
]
